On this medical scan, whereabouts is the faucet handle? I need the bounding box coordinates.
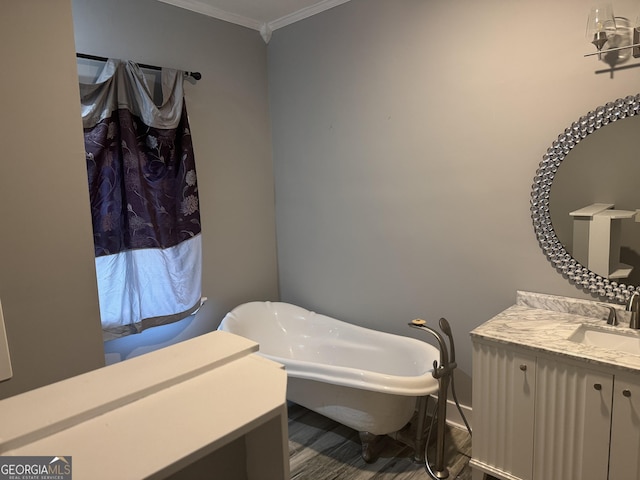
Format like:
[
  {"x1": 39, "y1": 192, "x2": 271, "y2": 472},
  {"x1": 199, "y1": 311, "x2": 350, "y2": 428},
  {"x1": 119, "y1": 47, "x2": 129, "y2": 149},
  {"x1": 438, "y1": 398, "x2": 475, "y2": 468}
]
[
  {"x1": 627, "y1": 292, "x2": 640, "y2": 329},
  {"x1": 626, "y1": 291, "x2": 640, "y2": 310}
]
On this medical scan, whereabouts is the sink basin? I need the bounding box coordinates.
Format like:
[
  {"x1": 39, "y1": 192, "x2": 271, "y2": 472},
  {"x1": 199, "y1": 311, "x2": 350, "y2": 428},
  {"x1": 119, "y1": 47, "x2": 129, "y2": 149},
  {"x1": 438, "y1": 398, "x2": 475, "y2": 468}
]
[{"x1": 568, "y1": 325, "x2": 640, "y2": 355}]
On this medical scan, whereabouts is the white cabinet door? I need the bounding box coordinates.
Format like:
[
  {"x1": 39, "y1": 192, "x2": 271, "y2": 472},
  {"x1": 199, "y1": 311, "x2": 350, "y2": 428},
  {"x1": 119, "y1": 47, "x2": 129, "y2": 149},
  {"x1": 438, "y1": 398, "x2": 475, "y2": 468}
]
[
  {"x1": 472, "y1": 341, "x2": 536, "y2": 480},
  {"x1": 609, "y1": 372, "x2": 640, "y2": 480},
  {"x1": 533, "y1": 358, "x2": 612, "y2": 480}
]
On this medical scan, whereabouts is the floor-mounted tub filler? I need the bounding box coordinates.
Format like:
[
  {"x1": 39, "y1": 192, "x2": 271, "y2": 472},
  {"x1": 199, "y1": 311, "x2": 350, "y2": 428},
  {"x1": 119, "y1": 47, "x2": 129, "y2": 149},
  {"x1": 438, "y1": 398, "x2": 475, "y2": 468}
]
[{"x1": 218, "y1": 301, "x2": 464, "y2": 479}]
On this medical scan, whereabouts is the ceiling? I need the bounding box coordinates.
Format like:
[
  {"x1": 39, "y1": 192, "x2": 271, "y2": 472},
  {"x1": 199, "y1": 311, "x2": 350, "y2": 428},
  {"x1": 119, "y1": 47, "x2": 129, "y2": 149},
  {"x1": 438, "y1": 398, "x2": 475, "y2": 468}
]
[{"x1": 156, "y1": 0, "x2": 351, "y2": 42}]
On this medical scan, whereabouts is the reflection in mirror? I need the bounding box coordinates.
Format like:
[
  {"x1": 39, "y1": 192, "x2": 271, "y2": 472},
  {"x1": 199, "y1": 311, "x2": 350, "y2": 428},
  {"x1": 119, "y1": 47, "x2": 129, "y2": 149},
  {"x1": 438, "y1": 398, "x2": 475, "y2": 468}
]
[
  {"x1": 550, "y1": 115, "x2": 640, "y2": 283},
  {"x1": 531, "y1": 95, "x2": 640, "y2": 303}
]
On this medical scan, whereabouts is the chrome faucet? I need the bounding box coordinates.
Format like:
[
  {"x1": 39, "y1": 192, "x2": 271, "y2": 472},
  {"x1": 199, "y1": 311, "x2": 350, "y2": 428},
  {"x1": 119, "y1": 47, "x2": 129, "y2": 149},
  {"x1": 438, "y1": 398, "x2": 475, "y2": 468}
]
[
  {"x1": 600, "y1": 304, "x2": 618, "y2": 326},
  {"x1": 626, "y1": 292, "x2": 640, "y2": 329}
]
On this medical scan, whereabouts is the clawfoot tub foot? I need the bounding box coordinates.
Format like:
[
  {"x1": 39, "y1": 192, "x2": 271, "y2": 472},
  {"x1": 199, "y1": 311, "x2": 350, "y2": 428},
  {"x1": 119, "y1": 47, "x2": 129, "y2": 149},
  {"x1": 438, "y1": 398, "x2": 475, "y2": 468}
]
[{"x1": 358, "y1": 431, "x2": 386, "y2": 463}]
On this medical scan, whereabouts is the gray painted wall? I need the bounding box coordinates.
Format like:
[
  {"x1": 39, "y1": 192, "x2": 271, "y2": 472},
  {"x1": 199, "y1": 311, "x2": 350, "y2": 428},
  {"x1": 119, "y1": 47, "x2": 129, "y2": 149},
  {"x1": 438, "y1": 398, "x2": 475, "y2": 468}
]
[
  {"x1": 5, "y1": 0, "x2": 638, "y2": 410},
  {"x1": 268, "y1": 0, "x2": 640, "y2": 404},
  {"x1": 0, "y1": 0, "x2": 279, "y2": 398},
  {"x1": 0, "y1": 1, "x2": 105, "y2": 399}
]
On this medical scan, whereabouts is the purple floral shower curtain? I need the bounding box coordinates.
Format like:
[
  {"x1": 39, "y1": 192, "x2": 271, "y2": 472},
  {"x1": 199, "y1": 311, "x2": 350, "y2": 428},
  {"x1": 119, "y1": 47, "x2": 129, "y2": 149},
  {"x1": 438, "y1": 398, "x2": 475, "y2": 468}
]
[{"x1": 80, "y1": 59, "x2": 202, "y2": 339}]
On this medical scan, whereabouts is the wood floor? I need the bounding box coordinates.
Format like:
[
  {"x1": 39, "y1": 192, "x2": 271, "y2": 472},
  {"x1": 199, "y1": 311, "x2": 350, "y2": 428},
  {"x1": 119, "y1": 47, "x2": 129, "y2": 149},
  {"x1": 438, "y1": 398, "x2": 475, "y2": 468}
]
[{"x1": 287, "y1": 402, "x2": 474, "y2": 480}]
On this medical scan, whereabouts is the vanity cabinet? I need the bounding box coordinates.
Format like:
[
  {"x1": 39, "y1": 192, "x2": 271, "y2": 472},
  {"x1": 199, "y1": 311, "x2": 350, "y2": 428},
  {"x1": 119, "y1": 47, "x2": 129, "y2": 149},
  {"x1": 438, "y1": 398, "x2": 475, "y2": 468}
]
[{"x1": 471, "y1": 338, "x2": 640, "y2": 480}]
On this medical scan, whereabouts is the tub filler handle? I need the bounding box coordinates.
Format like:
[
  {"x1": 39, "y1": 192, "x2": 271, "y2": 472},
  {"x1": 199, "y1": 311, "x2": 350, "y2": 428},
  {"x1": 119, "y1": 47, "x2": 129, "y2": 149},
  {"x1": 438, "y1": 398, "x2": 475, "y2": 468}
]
[{"x1": 410, "y1": 318, "x2": 457, "y2": 380}]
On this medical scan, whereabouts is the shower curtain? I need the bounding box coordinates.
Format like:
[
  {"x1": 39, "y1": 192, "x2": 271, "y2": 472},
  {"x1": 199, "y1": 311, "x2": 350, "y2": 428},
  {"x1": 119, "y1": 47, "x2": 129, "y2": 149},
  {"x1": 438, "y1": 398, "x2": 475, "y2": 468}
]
[{"x1": 80, "y1": 59, "x2": 202, "y2": 339}]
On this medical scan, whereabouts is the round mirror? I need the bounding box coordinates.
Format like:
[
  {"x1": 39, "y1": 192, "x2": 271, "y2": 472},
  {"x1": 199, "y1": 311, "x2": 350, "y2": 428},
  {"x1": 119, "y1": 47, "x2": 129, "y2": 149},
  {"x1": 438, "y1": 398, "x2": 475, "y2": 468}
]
[{"x1": 531, "y1": 94, "x2": 640, "y2": 303}]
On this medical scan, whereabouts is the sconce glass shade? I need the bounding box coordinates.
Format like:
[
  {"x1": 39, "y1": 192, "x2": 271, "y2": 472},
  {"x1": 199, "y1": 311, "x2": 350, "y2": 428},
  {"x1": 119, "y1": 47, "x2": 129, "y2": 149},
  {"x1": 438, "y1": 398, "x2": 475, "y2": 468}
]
[{"x1": 586, "y1": 4, "x2": 617, "y2": 51}]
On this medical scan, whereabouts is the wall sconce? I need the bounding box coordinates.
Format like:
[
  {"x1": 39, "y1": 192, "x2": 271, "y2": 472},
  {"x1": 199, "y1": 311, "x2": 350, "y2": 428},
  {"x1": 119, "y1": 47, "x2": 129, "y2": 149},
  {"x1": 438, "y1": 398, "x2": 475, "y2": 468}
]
[{"x1": 585, "y1": 3, "x2": 640, "y2": 63}]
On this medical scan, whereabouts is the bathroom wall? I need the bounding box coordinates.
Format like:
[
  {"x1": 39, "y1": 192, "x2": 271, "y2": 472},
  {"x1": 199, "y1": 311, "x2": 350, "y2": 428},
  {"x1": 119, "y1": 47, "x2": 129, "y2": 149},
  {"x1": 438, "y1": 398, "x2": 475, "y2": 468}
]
[
  {"x1": 0, "y1": 0, "x2": 278, "y2": 399},
  {"x1": 5, "y1": 0, "x2": 638, "y2": 409},
  {"x1": 72, "y1": 0, "x2": 279, "y2": 361},
  {"x1": 0, "y1": 1, "x2": 105, "y2": 399},
  {"x1": 268, "y1": 0, "x2": 640, "y2": 404}
]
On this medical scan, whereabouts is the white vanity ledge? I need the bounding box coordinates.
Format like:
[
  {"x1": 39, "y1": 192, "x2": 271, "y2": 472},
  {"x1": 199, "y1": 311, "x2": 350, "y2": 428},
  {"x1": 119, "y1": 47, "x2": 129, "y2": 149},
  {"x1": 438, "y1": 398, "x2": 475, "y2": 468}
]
[
  {"x1": 0, "y1": 331, "x2": 289, "y2": 479},
  {"x1": 470, "y1": 291, "x2": 640, "y2": 374}
]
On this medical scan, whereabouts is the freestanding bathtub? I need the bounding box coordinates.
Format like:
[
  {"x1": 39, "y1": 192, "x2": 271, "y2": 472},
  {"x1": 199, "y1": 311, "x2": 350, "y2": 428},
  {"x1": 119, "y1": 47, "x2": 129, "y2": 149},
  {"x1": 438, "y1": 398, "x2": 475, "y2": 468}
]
[{"x1": 218, "y1": 301, "x2": 440, "y2": 460}]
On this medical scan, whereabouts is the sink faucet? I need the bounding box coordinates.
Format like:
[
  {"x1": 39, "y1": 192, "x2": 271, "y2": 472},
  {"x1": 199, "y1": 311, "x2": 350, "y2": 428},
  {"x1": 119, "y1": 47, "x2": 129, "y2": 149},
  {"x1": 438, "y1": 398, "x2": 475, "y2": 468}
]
[
  {"x1": 600, "y1": 304, "x2": 618, "y2": 326},
  {"x1": 626, "y1": 292, "x2": 640, "y2": 329}
]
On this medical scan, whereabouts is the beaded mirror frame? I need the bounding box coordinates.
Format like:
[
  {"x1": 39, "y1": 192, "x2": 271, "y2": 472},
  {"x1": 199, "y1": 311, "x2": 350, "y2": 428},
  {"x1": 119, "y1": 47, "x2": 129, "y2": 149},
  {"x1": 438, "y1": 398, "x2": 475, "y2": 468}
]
[{"x1": 531, "y1": 94, "x2": 640, "y2": 303}]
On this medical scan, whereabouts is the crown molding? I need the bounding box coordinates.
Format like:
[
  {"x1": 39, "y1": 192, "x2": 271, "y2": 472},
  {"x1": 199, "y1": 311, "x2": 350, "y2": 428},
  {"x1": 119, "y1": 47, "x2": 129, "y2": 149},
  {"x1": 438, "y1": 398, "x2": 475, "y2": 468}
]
[
  {"x1": 155, "y1": 0, "x2": 263, "y2": 31},
  {"x1": 155, "y1": 0, "x2": 351, "y2": 43},
  {"x1": 267, "y1": 0, "x2": 351, "y2": 31}
]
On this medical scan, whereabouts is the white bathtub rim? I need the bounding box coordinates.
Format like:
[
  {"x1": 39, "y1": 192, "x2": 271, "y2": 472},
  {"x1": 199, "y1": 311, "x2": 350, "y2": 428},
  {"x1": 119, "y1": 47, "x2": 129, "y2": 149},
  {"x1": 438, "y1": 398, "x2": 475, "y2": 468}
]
[{"x1": 259, "y1": 351, "x2": 440, "y2": 396}]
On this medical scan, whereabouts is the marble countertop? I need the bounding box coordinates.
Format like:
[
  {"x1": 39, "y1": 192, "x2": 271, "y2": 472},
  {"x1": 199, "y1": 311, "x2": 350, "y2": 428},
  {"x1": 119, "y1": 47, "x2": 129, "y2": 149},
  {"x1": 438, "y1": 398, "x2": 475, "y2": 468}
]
[{"x1": 470, "y1": 291, "x2": 640, "y2": 374}]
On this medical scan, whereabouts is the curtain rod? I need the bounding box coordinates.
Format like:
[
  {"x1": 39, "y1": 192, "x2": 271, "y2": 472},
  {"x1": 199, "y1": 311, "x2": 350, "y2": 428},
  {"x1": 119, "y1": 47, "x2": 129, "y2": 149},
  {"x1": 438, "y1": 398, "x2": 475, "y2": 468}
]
[{"x1": 76, "y1": 53, "x2": 202, "y2": 81}]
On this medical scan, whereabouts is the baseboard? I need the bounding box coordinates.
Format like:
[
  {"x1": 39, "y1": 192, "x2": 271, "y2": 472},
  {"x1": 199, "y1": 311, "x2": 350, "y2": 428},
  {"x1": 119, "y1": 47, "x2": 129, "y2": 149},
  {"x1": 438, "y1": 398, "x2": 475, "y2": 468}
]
[
  {"x1": 445, "y1": 398, "x2": 472, "y2": 432},
  {"x1": 425, "y1": 395, "x2": 472, "y2": 432}
]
